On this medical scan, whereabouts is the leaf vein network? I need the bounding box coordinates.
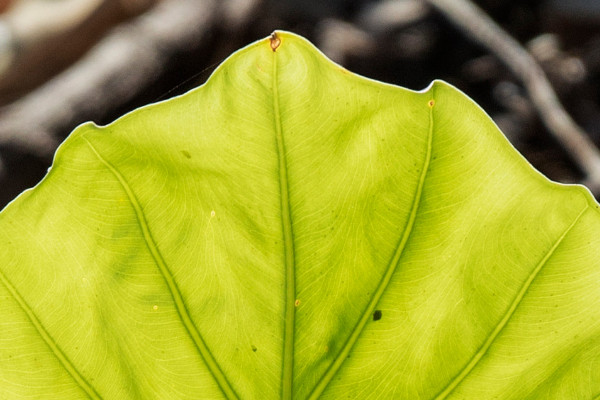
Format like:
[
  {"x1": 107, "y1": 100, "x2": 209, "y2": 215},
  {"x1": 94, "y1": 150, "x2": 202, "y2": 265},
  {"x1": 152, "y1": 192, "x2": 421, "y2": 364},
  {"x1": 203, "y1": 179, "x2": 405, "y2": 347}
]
[
  {"x1": 0, "y1": 267, "x2": 102, "y2": 399},
  {"x1": 307, "y1": 90, "x2": 437, "y2": 399},
  {"x1": 83, "y1": 136, "x2": 238, "y2": 399},
  {"x1": 433, "y1": 204, "x2": 589, "y2": 399}
]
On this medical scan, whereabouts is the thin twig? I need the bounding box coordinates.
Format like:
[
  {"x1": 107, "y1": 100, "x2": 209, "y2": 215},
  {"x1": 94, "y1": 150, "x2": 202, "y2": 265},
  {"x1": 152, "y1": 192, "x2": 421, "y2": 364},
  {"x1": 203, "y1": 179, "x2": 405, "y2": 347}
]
[{"x1": 424, "y1": 0, "x2": 600, "y2": 194}]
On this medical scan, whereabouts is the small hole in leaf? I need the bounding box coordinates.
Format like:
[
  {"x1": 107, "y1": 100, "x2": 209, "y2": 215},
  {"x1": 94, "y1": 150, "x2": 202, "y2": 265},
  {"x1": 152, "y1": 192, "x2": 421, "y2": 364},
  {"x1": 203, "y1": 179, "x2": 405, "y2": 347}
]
[{"x1": 373, "y1": 310, "x2": 382, "y2": 321}]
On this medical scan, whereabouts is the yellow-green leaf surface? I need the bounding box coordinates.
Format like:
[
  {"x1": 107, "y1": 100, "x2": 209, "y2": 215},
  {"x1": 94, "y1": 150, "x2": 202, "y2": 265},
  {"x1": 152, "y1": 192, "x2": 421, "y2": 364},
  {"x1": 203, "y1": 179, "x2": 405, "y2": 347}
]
[{"x1": 1, "y1": 31, "x2": 600, "y2": 399}]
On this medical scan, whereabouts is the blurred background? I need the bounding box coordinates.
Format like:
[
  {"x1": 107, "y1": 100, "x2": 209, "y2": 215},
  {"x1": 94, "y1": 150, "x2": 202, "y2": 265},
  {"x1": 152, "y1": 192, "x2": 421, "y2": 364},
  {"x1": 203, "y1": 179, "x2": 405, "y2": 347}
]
[{"x1": 1, "y1": 0, "x2": 600, "y2": 208}]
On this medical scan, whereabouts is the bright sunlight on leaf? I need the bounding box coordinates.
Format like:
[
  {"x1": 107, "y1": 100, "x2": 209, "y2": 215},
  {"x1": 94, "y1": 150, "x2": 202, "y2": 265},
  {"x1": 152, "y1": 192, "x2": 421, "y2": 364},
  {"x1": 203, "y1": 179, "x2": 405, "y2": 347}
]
[{"x1": 1, "y1": 31, "x2": 600, "y2": 399}]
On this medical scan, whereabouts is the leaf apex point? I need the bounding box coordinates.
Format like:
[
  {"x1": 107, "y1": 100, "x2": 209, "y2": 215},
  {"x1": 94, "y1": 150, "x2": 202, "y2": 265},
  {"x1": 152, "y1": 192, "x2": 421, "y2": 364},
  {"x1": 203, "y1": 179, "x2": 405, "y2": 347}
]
[{"x1": 270, "y1": 31, "x2": 281, "y2": 52}]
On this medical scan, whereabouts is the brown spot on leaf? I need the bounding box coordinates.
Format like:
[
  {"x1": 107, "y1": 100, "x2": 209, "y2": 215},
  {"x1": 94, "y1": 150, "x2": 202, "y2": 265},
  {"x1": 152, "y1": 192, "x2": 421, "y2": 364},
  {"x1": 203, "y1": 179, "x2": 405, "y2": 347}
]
[
  {"x1": 270, "y1": 32, "x2": 281, "y2": 52},
  {"x1": 428, "y1": 99, "x2": 435, "y2": 108}
]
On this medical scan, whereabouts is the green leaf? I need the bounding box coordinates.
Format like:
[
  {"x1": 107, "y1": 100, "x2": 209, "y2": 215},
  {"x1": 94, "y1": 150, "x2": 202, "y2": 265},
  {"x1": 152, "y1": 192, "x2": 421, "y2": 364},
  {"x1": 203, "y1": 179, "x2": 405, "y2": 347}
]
[{"x1": 1, "y1": 31, "x2": 600, "y2": 399}]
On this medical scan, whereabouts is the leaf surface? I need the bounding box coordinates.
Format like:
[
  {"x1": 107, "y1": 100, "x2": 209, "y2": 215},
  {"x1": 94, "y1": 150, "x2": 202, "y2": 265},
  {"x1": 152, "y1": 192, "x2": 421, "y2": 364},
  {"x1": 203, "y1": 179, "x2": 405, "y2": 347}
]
[{"x1": 1, "y1": 31, "x2": 600, "y2": 399}]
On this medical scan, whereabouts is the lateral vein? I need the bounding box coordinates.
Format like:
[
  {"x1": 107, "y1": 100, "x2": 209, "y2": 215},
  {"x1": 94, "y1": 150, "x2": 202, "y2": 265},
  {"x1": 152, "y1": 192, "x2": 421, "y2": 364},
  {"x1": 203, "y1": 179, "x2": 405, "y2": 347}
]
[
  {"x1": 0, "y1": 270, "x2": 102, "y2": 399},
  {"x1": 84, "y1": 137, "x2": 237, "y2": 399},
  {"x1": 308, "y1": 94, "x2": 436, "y2": 399},
  {"x1": 433, "y1": 205, "x2": 589, "y2": 399}
]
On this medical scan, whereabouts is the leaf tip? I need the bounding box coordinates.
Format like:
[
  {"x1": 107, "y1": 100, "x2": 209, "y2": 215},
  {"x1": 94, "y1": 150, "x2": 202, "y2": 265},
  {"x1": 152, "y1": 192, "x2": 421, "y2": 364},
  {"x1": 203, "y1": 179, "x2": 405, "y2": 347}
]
[{"x1": 270, "y1": 31, "x2": 281, "y2": 52}]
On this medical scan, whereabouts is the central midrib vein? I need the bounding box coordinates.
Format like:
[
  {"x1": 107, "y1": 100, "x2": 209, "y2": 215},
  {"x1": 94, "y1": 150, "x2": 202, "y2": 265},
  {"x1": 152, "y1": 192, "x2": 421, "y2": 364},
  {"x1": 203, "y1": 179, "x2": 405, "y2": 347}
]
[
  {"x1": 272, "y1": 50, "x2": 297, "y2": 400},
  {"x1": 84, "y1": 138, "x2": 238, "y2": 399},
  {"x1": 307, "y1": 96, "x2": 436, "y2": 399}
]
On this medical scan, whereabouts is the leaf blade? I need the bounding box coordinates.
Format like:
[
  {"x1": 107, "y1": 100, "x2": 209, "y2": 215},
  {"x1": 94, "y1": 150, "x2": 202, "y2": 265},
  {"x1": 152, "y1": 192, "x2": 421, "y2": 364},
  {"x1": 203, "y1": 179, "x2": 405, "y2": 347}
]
[{"x1": 1, "y1": 31, "x2": 600, "y2": 400}]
